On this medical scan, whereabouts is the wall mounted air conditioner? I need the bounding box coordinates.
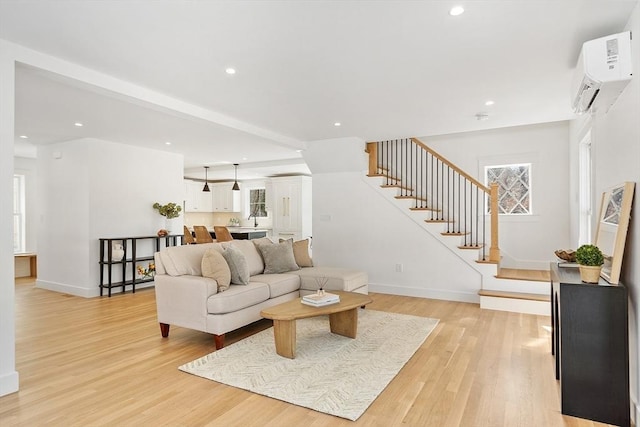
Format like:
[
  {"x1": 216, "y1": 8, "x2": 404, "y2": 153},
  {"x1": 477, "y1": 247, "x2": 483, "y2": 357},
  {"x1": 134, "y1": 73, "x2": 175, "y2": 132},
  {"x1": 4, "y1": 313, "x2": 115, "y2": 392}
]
[{"x1": 572, "y1": 31, "x2": 632, "y2": 114}]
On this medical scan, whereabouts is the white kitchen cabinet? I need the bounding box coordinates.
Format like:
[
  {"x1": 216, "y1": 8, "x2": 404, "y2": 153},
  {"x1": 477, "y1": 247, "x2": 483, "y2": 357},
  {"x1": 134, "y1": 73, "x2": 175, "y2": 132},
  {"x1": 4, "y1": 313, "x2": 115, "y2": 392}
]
[
  {"x1": 183, "y1": 179, "x2": 213, "y2": 212},
  {"x1": 212, "y1": 183, "x2": 241, "y2": 213},
  {"x1": 270, "y1": 176, "x2": 311, "y2": 241}
]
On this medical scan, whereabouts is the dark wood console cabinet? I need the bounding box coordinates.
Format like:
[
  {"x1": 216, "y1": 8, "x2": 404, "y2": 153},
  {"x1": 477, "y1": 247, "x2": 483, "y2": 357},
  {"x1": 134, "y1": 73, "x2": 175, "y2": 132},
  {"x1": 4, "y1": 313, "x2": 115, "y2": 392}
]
[
  {"x1": 550, "y1": 262, "x2": 630, "y2": 426},
  {"x1": 99, "y1": 235, "x2": 182, "y2": 297}
]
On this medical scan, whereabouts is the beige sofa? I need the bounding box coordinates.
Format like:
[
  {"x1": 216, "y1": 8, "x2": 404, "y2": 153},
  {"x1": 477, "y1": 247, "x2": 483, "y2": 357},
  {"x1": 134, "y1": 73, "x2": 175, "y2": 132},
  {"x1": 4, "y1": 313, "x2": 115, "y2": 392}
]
[{"x1": 153, "y1": 240, "x2": 368, "y2": 349}]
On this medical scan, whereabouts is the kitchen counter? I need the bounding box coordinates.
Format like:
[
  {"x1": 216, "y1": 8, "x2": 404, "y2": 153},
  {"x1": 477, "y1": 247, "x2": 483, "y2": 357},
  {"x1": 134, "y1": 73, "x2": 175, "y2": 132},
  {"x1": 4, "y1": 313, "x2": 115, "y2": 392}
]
[{"x1": 219, "y1": 227, "x2": 269, "y2": 240}]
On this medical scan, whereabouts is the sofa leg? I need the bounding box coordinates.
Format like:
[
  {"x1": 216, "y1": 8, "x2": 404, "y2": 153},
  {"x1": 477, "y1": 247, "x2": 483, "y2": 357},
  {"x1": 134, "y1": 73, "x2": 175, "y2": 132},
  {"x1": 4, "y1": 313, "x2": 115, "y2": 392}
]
[
  {"x1": 214, "y1": 334, "x2": 225, "y2": 349},
  {"x1": 160, "y1": 323, "x2": 170, "y2": 337}
]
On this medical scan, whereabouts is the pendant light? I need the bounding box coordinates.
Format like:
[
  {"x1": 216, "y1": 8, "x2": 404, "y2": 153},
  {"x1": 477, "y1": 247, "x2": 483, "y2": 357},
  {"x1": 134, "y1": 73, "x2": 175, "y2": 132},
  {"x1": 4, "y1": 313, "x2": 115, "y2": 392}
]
[
  {"x1": 232, "y1": 163, "x2": 240, "y2": 191},
  {"x1": 202, "y1": 166, "x2": 210, "y2": 192}
]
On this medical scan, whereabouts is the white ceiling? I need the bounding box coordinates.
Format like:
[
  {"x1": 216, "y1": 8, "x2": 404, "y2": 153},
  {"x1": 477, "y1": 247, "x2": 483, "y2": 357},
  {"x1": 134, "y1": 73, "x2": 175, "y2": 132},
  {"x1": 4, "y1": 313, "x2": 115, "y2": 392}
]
[{"x1": 1, "y1": 1, "x2": 637, "y2": 179}]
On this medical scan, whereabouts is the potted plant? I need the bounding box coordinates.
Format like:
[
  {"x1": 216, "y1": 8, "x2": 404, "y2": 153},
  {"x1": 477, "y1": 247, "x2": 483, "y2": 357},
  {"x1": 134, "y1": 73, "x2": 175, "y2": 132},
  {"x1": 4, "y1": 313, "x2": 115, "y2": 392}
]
[
  {"x1": 153, "y1": 202, "x2": 182, "y2": 235},
  {"x1": 575, "y1": 244, "x2": 604, "y2": 283}
]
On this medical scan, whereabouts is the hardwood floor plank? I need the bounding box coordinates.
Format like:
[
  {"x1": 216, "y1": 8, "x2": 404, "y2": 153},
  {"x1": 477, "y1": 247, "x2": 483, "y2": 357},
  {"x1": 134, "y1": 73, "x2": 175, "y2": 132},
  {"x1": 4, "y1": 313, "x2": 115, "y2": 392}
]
[{"x1": 0, "y1": 280, "x2": 620, "y2": 427}]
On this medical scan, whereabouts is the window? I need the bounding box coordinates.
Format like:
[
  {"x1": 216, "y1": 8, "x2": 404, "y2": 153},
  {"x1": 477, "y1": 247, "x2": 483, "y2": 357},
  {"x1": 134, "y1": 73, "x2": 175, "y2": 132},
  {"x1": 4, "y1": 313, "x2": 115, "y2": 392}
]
[
  {"x1": 485, "y1": 163, "x2": 531, "y2": 215},
  {"x1": 14, "y1": 174, "x2": 26, "y2": 253},
  {"x1": 248, "y1": 189, "x2": 267, "y2": 218}
]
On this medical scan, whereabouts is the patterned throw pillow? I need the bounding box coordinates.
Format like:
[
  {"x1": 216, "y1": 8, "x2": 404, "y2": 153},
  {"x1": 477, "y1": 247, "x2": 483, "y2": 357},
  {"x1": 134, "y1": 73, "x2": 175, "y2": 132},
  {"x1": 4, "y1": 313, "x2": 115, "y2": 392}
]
[
  {"x1": 221, "y1": 245, "x2": 250, "y2": 285},
  {"x1": 201, "y1": 248, "x2": 231, "y2": 292},
  {"x1": 259, "y1": 239, "x2": 300, "y2": 274},
  {"x1": 279, "y1": 238, "x2": 313, "y2": 268}
]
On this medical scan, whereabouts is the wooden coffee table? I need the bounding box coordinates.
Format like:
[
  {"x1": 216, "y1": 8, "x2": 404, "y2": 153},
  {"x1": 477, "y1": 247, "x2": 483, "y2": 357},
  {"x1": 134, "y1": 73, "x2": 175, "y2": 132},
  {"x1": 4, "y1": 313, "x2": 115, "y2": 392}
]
[{"x1": 260, "y1": 291, "x2": 373, "y2": 359}]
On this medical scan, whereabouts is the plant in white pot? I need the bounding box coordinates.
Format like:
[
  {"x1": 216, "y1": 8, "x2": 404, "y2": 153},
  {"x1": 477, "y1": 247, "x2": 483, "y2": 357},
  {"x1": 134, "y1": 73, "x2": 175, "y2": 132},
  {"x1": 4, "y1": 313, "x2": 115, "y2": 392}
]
[
  {"x1": 153, "y1": 202, "x2": 182, "y2": 236},
  {"x1": 575, "y1": 244, "x2": 604, "y2": 283}
]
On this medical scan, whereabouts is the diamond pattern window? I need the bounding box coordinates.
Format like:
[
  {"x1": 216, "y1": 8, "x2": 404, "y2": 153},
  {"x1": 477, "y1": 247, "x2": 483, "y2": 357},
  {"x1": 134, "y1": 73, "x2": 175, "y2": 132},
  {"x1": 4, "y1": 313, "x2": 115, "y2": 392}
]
[{"x1": 485, "y1": 163, "x2": 531, "y2": 215}]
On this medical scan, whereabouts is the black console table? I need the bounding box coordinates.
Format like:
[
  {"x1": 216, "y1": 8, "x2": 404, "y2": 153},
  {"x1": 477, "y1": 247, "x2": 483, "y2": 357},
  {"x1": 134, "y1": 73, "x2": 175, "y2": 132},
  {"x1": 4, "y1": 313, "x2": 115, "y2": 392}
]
[
  {"x1": 550, "y1": 262, "x2": 629, "y2": 426},
  {"x1": 99, "y1": 235, "x2": 182, "y2": 297}
]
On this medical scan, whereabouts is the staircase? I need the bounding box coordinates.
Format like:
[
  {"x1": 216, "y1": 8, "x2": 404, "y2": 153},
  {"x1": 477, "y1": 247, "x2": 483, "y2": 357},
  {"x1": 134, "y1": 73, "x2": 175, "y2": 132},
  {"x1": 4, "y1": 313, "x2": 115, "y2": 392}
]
[{"x1": 365, "y1": 138, "x2": 549, "y2": 315}]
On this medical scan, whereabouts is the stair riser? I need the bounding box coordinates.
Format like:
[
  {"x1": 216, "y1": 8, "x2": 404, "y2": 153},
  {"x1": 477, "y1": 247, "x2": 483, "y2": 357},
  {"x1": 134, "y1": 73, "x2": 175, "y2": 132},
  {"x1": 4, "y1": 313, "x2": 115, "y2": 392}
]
[
  {"x1": 480, "y1": 295, "x2": 550, "y2": 316},
  {"x1": 482, "y1": 276, "x2": 549, "y2": 295}
]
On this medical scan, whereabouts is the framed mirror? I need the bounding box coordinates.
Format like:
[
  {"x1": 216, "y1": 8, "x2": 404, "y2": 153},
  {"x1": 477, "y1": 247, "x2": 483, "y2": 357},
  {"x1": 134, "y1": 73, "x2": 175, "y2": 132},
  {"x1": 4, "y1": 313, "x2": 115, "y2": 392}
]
[{"x1": 594, "y1": 181, "x2": 635, "y2": 284}]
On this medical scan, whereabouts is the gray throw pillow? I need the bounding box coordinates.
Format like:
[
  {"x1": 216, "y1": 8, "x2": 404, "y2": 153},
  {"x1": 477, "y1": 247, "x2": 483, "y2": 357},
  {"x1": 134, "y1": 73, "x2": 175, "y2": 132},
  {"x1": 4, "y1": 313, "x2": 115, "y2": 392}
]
[
  {"x1": 258, "y1": 239, "x2": 300, "y2": 274},
  {"x1": 221, "y1": 245, "x2": 250, "y2": 285}
]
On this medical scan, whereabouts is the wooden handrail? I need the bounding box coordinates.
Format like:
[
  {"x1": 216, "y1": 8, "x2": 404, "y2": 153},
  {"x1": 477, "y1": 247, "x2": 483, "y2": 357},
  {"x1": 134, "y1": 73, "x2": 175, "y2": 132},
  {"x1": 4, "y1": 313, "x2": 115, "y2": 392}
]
[
  {"x1": 411, "y1": 137, "x2": 490, "y2": 194},
  {"x1": 366, "y1": 138, "x2": 500, "y2": 263}
]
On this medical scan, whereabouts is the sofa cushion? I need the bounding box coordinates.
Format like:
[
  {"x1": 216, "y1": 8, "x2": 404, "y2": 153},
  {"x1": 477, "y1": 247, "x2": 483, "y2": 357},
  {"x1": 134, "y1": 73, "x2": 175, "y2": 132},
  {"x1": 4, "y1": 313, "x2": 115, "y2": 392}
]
[
  {"x1": 280, "y1": 238, "x2": 313, "y2": 267},
  {"x1": 201, "y1": 248, "x2": 231, "y2": 291},
  {"x1": 221, "y1": 245, "x2": 250, "y2": 285},
  {"x1": 251, "y1": 273, "x2": 300, "y2": 298},
  {"x1": 258, "y1": 239, "x2": 300, "y2": 274},
  {"x1": 295, "y1": 267, "x2": 368, "y2": 292},
  {"x1": 226, "y1": 240, "x2": 264, "y2": 276},
  {"x1": 206, "y1": 282, "x2": 270, "y2": 314},
  {"x1": 159, "y1": 243, "x2": 221, "y2": 277}
]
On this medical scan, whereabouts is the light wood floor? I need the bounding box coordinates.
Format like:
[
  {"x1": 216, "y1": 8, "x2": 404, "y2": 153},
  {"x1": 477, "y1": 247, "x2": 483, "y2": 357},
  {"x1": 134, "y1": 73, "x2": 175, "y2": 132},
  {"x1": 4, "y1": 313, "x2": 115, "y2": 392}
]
[{"x1": 1, "y1": 279, "x2": 617, "y2": 427}]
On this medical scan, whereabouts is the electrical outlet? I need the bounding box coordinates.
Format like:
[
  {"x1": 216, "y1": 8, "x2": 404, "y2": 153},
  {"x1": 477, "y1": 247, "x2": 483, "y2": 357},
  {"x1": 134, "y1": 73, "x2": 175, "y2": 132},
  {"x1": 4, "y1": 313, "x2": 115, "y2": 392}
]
[{"x1": 395, "y1": 263, "x2": 403, "y2": 273}]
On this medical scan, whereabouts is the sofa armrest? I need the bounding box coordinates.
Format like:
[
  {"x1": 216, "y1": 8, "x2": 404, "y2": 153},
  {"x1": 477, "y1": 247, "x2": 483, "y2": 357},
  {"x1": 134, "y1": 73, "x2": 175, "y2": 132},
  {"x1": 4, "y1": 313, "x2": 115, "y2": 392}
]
[{"x1": 155, "y1": 274, "x2": 218, "y2": 332}]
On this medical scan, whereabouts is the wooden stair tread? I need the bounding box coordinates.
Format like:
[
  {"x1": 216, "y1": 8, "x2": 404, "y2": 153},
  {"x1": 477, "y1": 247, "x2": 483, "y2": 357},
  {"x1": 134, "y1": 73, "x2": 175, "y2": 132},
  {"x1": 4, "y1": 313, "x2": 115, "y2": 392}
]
[
  {"x1": 457, "y1": 244, "x2": 483, "y2": 250},
  {"x1": 395, "y1": 195, "x2": 428, "y2": 202},
  {"x1": 496, "y1": 268, "x2": 550, "y2": 282},
  {"x1": 441, "y1": 231, "x2": 469, "y2": 236},
  {"x1": 382, "y1": 184, "x2": 413, "y2": 191},
  {"x1": 476, "y1": 259, "x2": 499, "y2": 264},
  {"x1": 424, "y1": 219, "x2": 451, "y2": 223},
  {"x1": 479, "y1": 289, "x2": 550, "y2": 302},
  {"x1": 410, "y1": 207, "x2": 440, "y2": 212}
]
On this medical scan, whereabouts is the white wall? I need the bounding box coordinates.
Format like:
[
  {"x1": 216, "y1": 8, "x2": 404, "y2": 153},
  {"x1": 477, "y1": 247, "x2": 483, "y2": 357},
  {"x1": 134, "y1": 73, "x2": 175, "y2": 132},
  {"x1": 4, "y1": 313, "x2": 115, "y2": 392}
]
[
  {"x1": 14, "y1": 156, "x2": 38, "y2": 253},
  {"x1": 425, "y1": 121, "x2": 572, "y2": 268},
  {"x1": 306, "y1": 138, "x2": 482, "y2": 302},
  {"x1": 569, "y1": 2, "x2": 640, "y2": 420},
  {"x1": 0, "y1": 40, "x2": 19, "y2": 397},
  {"x1": 36, "y1": 138, "x2": 184, "y2": 297}
]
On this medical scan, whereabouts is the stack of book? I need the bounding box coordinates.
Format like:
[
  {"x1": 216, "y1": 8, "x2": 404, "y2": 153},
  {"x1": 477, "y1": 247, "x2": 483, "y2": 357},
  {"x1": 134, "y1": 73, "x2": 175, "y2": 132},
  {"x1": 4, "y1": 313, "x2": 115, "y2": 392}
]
[{"x1": 301, "y1": 292, "x2": 340, "y2": 307}]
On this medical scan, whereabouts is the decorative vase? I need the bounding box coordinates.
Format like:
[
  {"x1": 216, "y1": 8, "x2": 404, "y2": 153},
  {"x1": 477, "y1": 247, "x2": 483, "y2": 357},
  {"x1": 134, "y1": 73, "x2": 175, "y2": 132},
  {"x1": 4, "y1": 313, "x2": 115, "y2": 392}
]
[
  {"x1": 579, "y1": 265, "x2": 602, "y2": 283},
  {"x1": 164, "y1": 217, "x2": 175, "y2": 234},
  {"x1": 111, "y1": 242, "x2": 124, "y2": 262}
]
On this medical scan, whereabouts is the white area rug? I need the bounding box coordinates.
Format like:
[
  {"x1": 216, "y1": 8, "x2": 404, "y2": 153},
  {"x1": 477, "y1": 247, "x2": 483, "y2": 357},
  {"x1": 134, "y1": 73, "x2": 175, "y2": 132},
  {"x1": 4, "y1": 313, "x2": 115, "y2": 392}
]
[{"x1": 179, "y1": 309, "x2": 439, "y2": 421}]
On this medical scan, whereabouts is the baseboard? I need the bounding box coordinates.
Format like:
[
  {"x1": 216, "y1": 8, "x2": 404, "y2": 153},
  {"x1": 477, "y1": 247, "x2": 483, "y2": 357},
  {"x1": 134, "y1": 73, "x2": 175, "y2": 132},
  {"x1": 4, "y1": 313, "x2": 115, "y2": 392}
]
[
  {"x1": 36, "y1": 279, "x2": 98, "y2": 297},
  {"x1": 368, "y1": 283, "x2": 479, "y2": 304},
  {"x1": 36, "y1": 280, "x2": 155, "y2": 298},
  {"x1": 0, "y1": 370, "x2": 19, "y2": 397}
]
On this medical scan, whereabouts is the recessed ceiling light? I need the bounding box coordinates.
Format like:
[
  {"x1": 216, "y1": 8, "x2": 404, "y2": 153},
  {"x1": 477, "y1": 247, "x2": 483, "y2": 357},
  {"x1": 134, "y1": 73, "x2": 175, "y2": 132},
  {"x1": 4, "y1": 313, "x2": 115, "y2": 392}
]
[
  {"x1": 165, "y1": 141, "x2": 172, "y2": 145},
  {"x1": 19, "y1": 135, "x2": 28, "y2": 139},
  {"x1": 74, "y1": 122, "x2": 83, "y2": 127},
  {"x1": 449, "y1": 6, "x2": 465, "y2": 16},
  {"x1": 334, "y1": 122, "x2": 341, "y2": 127},
  {"x1": 242, "y1": 157, "x2": 248, "y2": 161},
  {"x1": 225, "y1": 68, "x2": 236, "y2": 75},
  {"x1": 485, "y1": 100, "x2": 495, "y2": 106},
  {"x1": 295, "y1": 149, "x2": 303, "y2": 153}
]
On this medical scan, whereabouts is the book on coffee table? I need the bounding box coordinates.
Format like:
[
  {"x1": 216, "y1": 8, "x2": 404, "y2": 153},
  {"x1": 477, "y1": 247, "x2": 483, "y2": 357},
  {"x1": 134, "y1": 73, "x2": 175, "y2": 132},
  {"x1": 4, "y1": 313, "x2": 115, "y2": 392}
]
[
  {"x1": 302, "y1": 292, "x2": 340, "y2": 306},
  {"x1": 301, "y1": 298, "x2": 340, "y2": 307}
]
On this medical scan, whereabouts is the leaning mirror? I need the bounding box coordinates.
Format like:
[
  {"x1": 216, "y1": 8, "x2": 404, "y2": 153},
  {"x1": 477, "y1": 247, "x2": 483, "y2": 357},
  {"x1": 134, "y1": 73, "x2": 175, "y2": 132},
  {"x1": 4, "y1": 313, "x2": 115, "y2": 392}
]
[{"x1": 594, "y1": 182, "x2": 635, "y2": 284}]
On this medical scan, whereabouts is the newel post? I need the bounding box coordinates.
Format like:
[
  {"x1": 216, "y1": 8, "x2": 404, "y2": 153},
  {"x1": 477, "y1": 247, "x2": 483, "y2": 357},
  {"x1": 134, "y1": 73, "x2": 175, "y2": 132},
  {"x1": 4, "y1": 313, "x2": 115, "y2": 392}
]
[
  {"x1": 489, "y1": 182, "x2": 501, "y2": 262},
  {"x1": 365, "y1": 142, "x2": 377, "y2": 176}
]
